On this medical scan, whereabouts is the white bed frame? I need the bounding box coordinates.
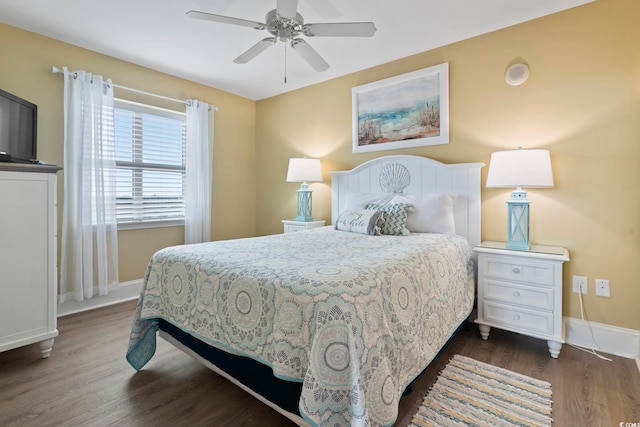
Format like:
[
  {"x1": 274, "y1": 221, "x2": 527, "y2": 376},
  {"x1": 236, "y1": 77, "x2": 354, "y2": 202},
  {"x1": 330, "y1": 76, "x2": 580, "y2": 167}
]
[
  {"x1": 161, "y1": 155, "x2": 485, "y2": 427},
  {"x1": 330, "y1": 155, "x2": 485, "y2": 248}
]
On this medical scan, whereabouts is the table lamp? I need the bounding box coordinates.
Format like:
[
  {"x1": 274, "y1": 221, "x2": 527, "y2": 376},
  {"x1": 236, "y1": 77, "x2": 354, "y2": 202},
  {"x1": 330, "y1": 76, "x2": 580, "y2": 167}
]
[
  {"x1": 486, "y1": 148, "x2": 554, "y2": 251},
  {"x1": 286, "y1": 158, "x2": 322, "y2": 221}
]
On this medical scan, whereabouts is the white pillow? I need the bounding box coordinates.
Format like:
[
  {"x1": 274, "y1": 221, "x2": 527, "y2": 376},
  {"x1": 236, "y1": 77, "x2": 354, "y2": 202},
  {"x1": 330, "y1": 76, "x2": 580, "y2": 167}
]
[
  {"x1": 335, "y1": 209, "x2": 384, "y2": 235},
  {"x1": 344, "y1": 192, "x2": 393, "y2": 211},
  {"x1": 390, "y1": 193, "x2": 457, "y2": 234}
]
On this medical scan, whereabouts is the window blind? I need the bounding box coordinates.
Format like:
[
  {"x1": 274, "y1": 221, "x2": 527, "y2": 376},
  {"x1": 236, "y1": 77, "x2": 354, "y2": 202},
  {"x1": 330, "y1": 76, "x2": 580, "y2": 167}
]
[{"x1": 113, "y1": 100, "x2": 186, "y2": 225}]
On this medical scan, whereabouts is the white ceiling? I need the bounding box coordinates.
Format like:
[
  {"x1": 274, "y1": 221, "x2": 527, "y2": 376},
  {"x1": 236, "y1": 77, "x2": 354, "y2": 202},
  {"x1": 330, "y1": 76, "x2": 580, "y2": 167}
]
[{"x1": 0, "y1": 0, "x2": 593, "y2": 101}]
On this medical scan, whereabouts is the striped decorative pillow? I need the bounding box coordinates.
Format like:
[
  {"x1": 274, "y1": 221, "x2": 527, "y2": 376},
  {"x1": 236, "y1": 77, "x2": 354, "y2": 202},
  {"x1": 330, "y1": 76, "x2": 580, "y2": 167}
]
[{"x1": 365, "y1": 203, "x2": 411, "y2": 236}]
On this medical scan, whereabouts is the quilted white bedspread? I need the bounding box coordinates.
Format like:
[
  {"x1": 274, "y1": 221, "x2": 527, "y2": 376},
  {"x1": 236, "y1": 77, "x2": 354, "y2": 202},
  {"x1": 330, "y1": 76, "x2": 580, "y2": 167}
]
[{"x1": 127, "y1": 227, "x2": 474, "y2": 427}]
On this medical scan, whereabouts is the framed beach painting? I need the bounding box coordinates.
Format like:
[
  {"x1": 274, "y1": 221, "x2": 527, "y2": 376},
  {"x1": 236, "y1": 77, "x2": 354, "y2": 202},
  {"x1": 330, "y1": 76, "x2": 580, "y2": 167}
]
[{"x1": 352, "y1": 63, "x2": 449, "y2": 154}]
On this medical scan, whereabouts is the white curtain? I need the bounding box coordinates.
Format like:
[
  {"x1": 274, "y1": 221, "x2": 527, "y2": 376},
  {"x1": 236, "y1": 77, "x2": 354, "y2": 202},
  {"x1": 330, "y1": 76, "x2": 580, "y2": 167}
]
[
  {"x1": 60, "y1": 68, "x2": 119, "y2": 302},
  {"x1": 185, "y1": 100, "x2": 214, "y2": 244}
]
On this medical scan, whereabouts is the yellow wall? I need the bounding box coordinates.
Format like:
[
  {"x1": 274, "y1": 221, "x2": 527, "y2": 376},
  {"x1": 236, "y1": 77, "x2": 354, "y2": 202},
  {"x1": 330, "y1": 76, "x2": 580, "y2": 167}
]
[
  {"x1": 256, "y1": 0, "x2": 640, "y2": 330},
  {"x1": 2, "y1": 0, "x2": 638, "y2": 331},
  {"x1": 0, "y1": 23, "x2": 257, "y2": 283}
]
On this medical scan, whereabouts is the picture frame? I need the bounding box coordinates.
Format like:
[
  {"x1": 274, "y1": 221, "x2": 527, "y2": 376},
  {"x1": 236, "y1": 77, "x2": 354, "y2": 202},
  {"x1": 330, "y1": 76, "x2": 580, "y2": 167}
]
[{"x1": 352, "y1": 63, "x2": 449, "y2": 154}]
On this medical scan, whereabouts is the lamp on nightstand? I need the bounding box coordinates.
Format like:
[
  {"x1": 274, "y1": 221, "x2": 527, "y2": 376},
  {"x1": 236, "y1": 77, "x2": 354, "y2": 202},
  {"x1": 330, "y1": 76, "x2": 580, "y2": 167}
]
[
  {"x1": 286, "y1": 157, "x2": 322, "y2": 222},
  {"x1": 486, "y1": 148, "x2": 554, "y2": 251}
]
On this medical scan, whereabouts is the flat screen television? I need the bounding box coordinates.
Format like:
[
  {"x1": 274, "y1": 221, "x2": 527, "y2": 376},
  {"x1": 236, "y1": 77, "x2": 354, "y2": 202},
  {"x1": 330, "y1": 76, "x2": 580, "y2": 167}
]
[{"x1": 0, "y1": 89, "x2": 38, "y2": 163}]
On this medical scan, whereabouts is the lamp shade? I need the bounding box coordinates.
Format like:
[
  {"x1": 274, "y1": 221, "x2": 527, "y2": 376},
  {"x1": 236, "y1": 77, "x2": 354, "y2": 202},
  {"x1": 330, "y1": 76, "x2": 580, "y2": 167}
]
[
  {"x1": 286, "y1": 158, "x2": 322, "y2": 183},
  {"x1": 486, "y1": 149, "x2": 554, "y2": 188}
]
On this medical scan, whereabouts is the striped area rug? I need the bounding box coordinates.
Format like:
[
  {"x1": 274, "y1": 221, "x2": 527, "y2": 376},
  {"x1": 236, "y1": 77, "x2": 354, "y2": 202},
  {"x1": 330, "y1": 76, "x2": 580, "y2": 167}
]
[{"x1": 411, "y1": 355, "x2": 553, "y2": 427}]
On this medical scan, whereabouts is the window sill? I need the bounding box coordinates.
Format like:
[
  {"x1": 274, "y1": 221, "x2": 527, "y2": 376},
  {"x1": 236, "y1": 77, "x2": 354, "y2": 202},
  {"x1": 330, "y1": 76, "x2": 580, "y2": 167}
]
[{"x1": 117, "y1": 219, "x2": 184, "y2": 231}]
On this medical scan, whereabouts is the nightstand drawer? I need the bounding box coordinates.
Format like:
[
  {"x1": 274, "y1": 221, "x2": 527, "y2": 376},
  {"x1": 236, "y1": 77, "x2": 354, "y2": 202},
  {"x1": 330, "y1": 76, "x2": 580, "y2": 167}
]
[
  {"x1": 482, "y1": 256, "x2": 554, "y2": 286},
  {"x1": 484, "y1": 279, "x2": 554, "y2": 311},
  {"x1": 282, "y1": 220, "x2": 326, "y2": 233},
  {"x1": 483, "y1": 301, "x2": 553, "y2": 336},
  {"x1": 284, "y1": 223, "x2": 307, "y2": 233}
]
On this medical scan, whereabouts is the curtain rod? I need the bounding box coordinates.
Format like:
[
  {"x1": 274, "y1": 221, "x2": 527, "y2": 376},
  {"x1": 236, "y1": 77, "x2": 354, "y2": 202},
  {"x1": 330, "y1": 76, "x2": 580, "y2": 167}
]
[{"x1": 51, "y1": 66, "x2": 218, "y2": 112}]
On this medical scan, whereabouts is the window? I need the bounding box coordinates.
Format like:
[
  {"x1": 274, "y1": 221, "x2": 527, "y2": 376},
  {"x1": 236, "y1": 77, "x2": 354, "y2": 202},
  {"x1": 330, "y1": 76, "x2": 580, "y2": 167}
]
[{"x1": 113, "y1": 100, "x2": 186, "y2": 228}]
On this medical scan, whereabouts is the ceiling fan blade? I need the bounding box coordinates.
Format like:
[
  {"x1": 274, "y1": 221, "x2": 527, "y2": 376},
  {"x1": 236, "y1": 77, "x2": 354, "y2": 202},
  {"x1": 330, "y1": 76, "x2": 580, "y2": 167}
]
[
  {"x1": 302, "y1": 22, "x2": 377, "y2": 37},
  {"x1": 233, "y1": 38, "x2": 277, "y2": 64},
  {"x1": 186, "y1": 10, "x2": 265, "y2": 30},
  {"x1": 291, "y1": 39, "x2": 329, "y2": 72},
  {"x1": 277, "y1": 0, "x2": 299, "y2": 20}
]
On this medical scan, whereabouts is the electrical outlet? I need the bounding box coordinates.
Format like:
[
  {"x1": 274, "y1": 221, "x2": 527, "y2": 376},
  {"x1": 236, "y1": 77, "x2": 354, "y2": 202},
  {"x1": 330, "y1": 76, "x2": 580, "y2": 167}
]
[
  {"x1": 572, "y1": 275, "x2": 588, "y2": 294},
  {"x1": 595, "y1": 279, "x2": 610, "y2": 297}
]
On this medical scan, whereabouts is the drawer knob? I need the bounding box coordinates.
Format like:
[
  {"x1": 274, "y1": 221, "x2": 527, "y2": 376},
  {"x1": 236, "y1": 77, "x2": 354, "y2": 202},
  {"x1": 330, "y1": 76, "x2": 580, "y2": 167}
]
[
  {"x1": 513, "y1": 291, "x2": 521, "y2": 298},
  {"x1": 512, "y1": 267, "x2": 521, "y2": 274},
  {"x1": 513, "y1": 313, "x2": 521, "y2": 321}
]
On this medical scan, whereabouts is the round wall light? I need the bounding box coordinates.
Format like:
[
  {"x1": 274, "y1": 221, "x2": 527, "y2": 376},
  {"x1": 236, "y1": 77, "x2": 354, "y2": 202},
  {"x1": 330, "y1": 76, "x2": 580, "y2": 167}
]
[{"x1": 505, "y1": 63, "x2": 530, "y2": 86}]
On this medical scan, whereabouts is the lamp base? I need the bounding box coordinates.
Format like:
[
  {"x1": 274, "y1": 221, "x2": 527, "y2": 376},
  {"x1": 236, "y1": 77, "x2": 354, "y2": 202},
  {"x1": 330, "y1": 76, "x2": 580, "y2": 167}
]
[
  {"x1": 295, "y1": 187, "x2": 314, "y2": 222},
  {"x1": 505, "y1": 241, "x2": 530, "y2": 251},
  {"x1": 506, "y1": 189, "x2": 530, "y2": 251}
]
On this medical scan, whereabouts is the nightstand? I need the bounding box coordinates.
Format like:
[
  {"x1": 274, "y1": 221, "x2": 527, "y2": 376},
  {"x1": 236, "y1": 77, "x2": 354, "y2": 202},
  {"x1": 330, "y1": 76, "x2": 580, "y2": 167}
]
[
  {"x1": 282, "y1": 219, "x2": 326, "y2": 233},
  {"x1": 474, "y1": 241, "x2": 570, "y2": 358}
]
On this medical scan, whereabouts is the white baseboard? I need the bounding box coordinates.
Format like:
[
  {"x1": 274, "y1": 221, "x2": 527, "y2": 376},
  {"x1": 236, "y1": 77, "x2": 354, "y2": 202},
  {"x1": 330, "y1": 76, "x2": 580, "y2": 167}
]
[
  {"x1": 57, "y1": 279, "x2": 142, "y2": 317},
  {"x1": 564, "y1": 316, "x2": 640, "y2": 362}
]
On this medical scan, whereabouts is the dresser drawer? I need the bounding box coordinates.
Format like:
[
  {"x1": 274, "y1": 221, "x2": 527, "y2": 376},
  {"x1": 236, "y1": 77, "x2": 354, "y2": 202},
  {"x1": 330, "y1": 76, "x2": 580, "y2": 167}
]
[
  {"x1": 483, "y1": 301, "x2": 553, "y2": 336},
  {"x1": 484, "y1": 278, "x2": 554, "y2": 311},
  {"x1": 482, "y1": 255, "x2": 555, "y2": 286}
]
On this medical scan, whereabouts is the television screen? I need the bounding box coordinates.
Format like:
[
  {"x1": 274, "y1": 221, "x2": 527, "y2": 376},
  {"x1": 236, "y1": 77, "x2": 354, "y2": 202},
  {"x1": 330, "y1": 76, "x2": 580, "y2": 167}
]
[{"x1": 0, "y1": 89, "x2": 37, "y2": 163}]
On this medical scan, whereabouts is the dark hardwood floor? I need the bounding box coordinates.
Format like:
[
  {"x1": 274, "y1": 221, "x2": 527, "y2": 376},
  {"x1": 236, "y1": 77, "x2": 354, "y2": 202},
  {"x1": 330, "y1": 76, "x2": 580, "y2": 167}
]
[{"x1": 1, "y1": 301, "x2": 638, "y2": 426}]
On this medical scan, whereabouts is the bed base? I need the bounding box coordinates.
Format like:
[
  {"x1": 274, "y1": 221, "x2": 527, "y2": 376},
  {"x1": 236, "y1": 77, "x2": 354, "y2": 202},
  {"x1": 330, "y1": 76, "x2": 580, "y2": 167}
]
[
  {"x1": 159, "y1": 316, "x2": 470, "y2": 427},
  {"x1": 159, "y1": 329, "x2": 310, "y2": 427}
]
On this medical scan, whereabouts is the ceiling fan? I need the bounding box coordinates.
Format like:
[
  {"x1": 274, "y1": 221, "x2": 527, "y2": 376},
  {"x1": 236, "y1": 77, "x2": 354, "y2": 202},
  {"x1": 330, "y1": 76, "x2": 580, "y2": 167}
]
[{"x1": 186, "y1": 0, "x2": 377, "y2": 72}]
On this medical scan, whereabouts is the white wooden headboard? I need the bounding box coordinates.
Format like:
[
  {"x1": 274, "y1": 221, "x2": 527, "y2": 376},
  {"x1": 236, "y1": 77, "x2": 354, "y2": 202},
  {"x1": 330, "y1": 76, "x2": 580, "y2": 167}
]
[{"x1": 329, "y1": 155, "x2": 485, "y2": 248}]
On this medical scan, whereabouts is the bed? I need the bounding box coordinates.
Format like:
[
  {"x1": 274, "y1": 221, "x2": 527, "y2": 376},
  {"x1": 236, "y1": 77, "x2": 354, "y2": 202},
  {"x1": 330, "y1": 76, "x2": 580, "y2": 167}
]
[{"x1": 127, "y1": 155, "x2": 484, "y2": 427}]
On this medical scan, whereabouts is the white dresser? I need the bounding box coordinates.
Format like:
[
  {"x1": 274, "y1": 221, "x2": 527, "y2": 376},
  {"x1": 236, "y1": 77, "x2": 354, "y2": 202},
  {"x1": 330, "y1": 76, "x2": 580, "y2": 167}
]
[
  {"x1": 282, "y1": 219, "x2": 326, "y2": 233},
  {"x1": 0, "y1": 164, "x2": 61, "y2": 357},
  {"x1": 474, "y1": 241, "x2": 569, "y2": 358}
]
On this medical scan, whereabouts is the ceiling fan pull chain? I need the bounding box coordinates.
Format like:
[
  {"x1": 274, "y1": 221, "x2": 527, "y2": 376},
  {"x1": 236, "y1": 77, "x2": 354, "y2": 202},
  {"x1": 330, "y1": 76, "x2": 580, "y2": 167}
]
[{"x1": 284, "y1": 42, "x2": 288, "y2": 84}]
